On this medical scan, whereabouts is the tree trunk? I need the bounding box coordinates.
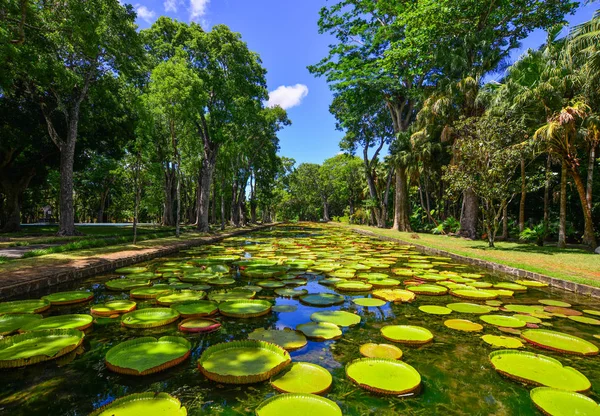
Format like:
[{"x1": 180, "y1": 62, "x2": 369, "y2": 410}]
[
  {"x1": 381, "y1": 167, "x2": 393, "y2": 228},
  {"x1": 501, "y1": 203, "x2": 508, "y2": 240},
  {"x1": 392, "y1": 167, "x2": 411, "y2": 232},
  {"x1": 586, "y1": 143, "x2": 595, "y2": 213},
  {"x1": 211, "y1": 180, "x2": 216, "y2": 225},
  {"x1": 196, "y1": 138, "x2": 218, "y2": 232},
  {"x1": 163, "y1": 167, "x2": 175, "y2": 226},
  {"x1": 175, "y1": 168, "x2": 181, "y2": 237},
  {"x1": 519, "y1": 158, "x2": 526, "y2": 233},
  {"x1": 349, "y1": 199, "x2": 354, "y2": 224},
  {"x1": 133, "y1": 151, "x2": 141, "y2": 244},
  {"x1": 0, "y1": 186, "x2": 22, "y2": 232},
  {"x1": 543, "y1": 155, "x2": 551, "y2": 231},
  {"x1": 570, "y1": 164, "x2": 597, "y2": 248},
  {"x1": 220, "y1": 191, "x2": 225, "y2": 231},
  {"x1": 459, "y1": 188, "x2": 478, "y2": 239},
  {"x1": 558, "y1": 161, "x2": 567, "y2": 248},
  {"x1": 97, "y1": 188, "x2": 109, "y2": 224},
  {"x1": 322, "y1": 200, "x2": 330, "y2": 222},
  {"x1": 58, "y1": 140, "x2": 76, "y2": 235}
]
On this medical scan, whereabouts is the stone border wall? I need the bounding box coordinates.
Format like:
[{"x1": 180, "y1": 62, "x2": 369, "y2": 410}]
[
  {"x1": 0, "y1": 224, "x2": 274, "y2": 300},
  {"x1": 351, "y1": 228, "x2": 600, "y2": 299}
]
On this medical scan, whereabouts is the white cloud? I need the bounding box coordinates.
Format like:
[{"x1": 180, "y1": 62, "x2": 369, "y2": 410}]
[
  {"x1": 190, "y1": 0, "x2": 210, "y2": 22},
  {"x1": 135, "y1": 4, "x2": 156, "y2": 23},
  {"x1": 164, "y1": 0, "x2": 180, "y2": 12},
  {"x1": 267, "y1": 84, "x2": 309, "y2": 110}
]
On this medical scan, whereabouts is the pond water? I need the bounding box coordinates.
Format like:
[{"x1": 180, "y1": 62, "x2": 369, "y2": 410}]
[{"x1": 0, "y1": 224, "x2": 599, "y2": 415}]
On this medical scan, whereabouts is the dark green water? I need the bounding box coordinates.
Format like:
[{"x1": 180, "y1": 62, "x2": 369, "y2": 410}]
[{"x1": 0, "y1": 225, "x2": 598, "y2": 415}]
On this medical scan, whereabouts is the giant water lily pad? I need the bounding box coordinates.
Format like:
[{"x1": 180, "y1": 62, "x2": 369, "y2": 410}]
[
  {"x1": 106, "y1": 279, "x2": 151, "y2": 291},
  {"x1": 89, "y1": 392, "x2": 187, "y2": 416},
  {"x1": 42, "y1": 291, "x2": 94, "y2": 305},
  {"x1": 521, "y1": 329, "x2": 599, "y2": 356},
  {"x1": 299, "y1": 293, "x2": 344, "y2": 307},
  {"x1": 0, "y1": 299, "x2": 51, "y2": 315},
  {"x1": 91, "y1": 300, "x2": 137, "y2": 317},
  {"x1": 179, "y1": 318, "x2": 221, "y2": 333},
  {"x1": 296, "y1": 322, "x2": 342, "y2": 341},
  {"x1": 106, "y1": 336, "x2": 191, "y2": 376},
  {"x1": 493, "y1": 282, "x2": 527, "y2": 292},
  {"x1": 271, "y1": 362, "x2": 332, "y2": 394},
  {"x1": 489, "y1": 350, "x2": 591, "y2": 392},
  {"x1": 115, "y1": 266, "x2": 148, "y2": 274},
  {"x1": 568, "y1": 316, "x2": 600, "y2": 325},
  {"x1": 444, "y1": 319, "x2": 483, "y2": 332},
  {"x1": 346, "y1": 358, "x2": 421, "y2": 395},
  {"x1": 372, "y1": 289, "x2": 416, "y2": 303},
  {"x1": 130, "y1": 287, "x2": 171, "y2": 299},
  {"x1": 530, "y1": 387, "x2": 600, "y2": 416},
  {"x1": 209, "y1": 290, "x2": 256, "y2": 302},
  {"x1": 446, "y1": 303, "x2": 495, "y2": 314},
  {"x1": 359, "y1": 343, "x2": 403, "y2": 360},
  {"x1": 334, "y1": 281, "x2": 372, "y2": 292},
  {"x1": 352, "y1": 297, "x2": 386, "y2": 307},
  {"x1": 219, "y1": 300, "x2": 271, "y2": 318},
  {"x1": 156, "y1": 291, "x2": 206, "y2": 306},
  {"x1": 480, "y1": 315, "x2": 527, "y2": 328},
  {"x1": 380, "y1": 325, "x2": 433, "y2": 345},
  {"x1": 539, "y1": 299, "x2": 571, "y2": 307},
  {"x1": 310, "y1": 310, "x2": 361, "y2": 327},
  {"x1": 248, "y1": 328, "x2": 307, "y2": 351},
  {"x1": 0, "y1": 329, "x2": 85, "y2": 368},
  {"x1": 273, "y1": 305, "x2": 298, "y2": 313},
  {"x1": 450, "y1": 289, "x2": 497, "y2": 300},
  {"x1": 274, "y1": 288, "x2": 308, "y2": 298},
  {"x1": 515, "y1": 280, "x2": 548, "y2": 288},
  {"x1": 198, "y1": 340, "x2": 290, "y2": 384},
  {"x1": 258, "y1": 280, "x2": 286, "y2": 289},
  {"x1": 481, "y1": 335, "x2": 523, "y2": 349},
  {"x1": 121, "y1": 308, "x2": 180, "y2": 329},
  {"x1": 0, "y1": 314, "x2": 42, "y2": 336},
  {"x1": 407, "y1": 285, "x2": 448, "y2": 295},
  {"x1": 544, "y1": 306, "x2": 582, "y2": 316},
  {"x1": 20, "y1": 314, "x2": 93, "y2": 332},
  {"x1": 418, "y1": 305, "x2": 452, "y2": 315},
  {"x1": 255, "y1": 393, "x2": 341, "y2": 416},
  {"x1": 503, "y1": 304, "x2": 544, "y2": 314},
  {"x1": 170, "y1": 301, "x2": 218, "y2": 318}
]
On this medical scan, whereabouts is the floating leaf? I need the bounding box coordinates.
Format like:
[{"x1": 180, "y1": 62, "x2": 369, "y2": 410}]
[
  {"x1": 346, "y1": 358, "x2": 421, "y2": 395},
  {"x1": 521, "y1": 329, "x2": 598, "y2": 356},
  {"x1": 42, "y1": 291, "x2": 94, "y2": 305},
  {"x1": 568, "y1": 316, "x2": 600, "y2": 325},
  {"x1": 450, "y1": 289, "x2": 497, "y2": 300},
  {"x1": 299, "y1": 293, "x2": 345, "y2": 307},
  {"x1": 352, "y1": 297, "x2": 386, "y2": 307},
  {"x1": 218, "y1": 300, "x2": 272, "y2": 318},
  {"x1": 89, "y1": 392, "x2": 187, "y2": 416},
  {"x1": 271, "y1": 362, "x2": 332, "y2": 394},
  {"x1": 0, "y1": 314, "x2": 42, "y2": 336},
  {"x1": 407, "y1": 285, "x2": 448, "y2": 295},
  {"x1": 170, "y1": 301, "x2": 218, "y2": 318},
  {"x1": 248, "y1": 328, "x2": 307, "y2": 351},
  {"x1": 539, "y1": 299, "x2": 571, "y2": 308},
  {"x1": 359, "y1": 343, "x2": 402, "y2": 360},
  {"x1": 296, "y1": 322, "x2": 342, "y2": 341},
  {"x1": 419, "y1": 305, "x2": 452, "y2": 315},
  {"x1": 446, "y1": 303, "x2": 495, "y2": 314},
  {"x1": 444, "y1": 319, "x2": 483, "y2": 332},
  {"x1": 380, "y1": 325, "x2": 433, "y2": 345},
  {"x1": 0, "y1": 329, "x2": 85, "y2": 368},
  {"x1": 255, "y1": 393, "x2": 341, "y2": 416},
  {"x1": 106, "y1": 336, "x2": 191, "y2": 375},
  {"x1": 178, "y1": 318, "x2": 221, "y2": 333},
  {"x1": 121, "y1": 308, "x2": 180, "y2": 329},
  {"x1": 20, "y1": 314, "x2": 93, "y2": 332},
  {"x1": 372, "y1": 289, "x2": 416, "y2": 303},
  {"x1": 480, "y1": 315, "x2": 527, "y2": 328},
  {"x1": 0, "y1": 299, "x2": 51, "y2": 315},
  {"x1": 530, "y1": 387, "x2": 599, "y2": 416},
  {"x1": 481, "y1": 335, "x2": 523, "y2": 348},
  {"x1": 91, "y1": 300, "x2": 136, "y2": 316}
]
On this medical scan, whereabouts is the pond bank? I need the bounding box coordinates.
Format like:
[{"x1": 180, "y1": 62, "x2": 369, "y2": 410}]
[
  {"x1": 0, "y1": 224, "x2": 275, "y2": 300},
  {"x1": 341, "y1": 225, "x2": 600, "y2": 299}
]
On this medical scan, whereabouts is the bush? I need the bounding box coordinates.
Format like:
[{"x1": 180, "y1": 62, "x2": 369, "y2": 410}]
[
  {"x1": 519, "y1": 223, "x2": 547, "y2": 246},
  {"x1": 432, "y1": 217, "x2": 460, "y2": 235}
]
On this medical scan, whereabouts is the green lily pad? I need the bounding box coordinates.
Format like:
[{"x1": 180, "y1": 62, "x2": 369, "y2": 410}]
[
  {"x1": 489, "y1": 350, "x2": 591, "y2": 392},
  {"x1": 258, "y1": 280, "x2": 286, "y2": 289},
  {"x1": 568, "y1": 316, "x2": 600, "y2": 325},
  {"x1": 0, "y1": 299, "x2": 50, "y2": 315},
  {"x1": 274, "y1": 288, "x2": 308, "y2": 298},
  {"x1": 352, "y1": 297, "x2": 386, "y2": 307},
  {"x1": 346, "y1": 358, "x2": 421, "y2": 395},
  {"x1": 156, "y1": 290, "x2": 206, "y2": 306},
  {"x1": 169, "y1": 283, "x2": 194, "y2": 290},
  {"x1": 20, "y1": 314, "x2": 93, "y2": 332},
  {"x1": 521, "y1": 329, "x2": 598, "y2": 356},
  {"x1": 0, "y1": 314, "x2": 42, "y2": 336},
  {"x1": 296, "y1": 322, "x2": 342, "y2": 341},
  {"x1": 450, "y1": 289, "x2": 497, "y2": 300},
  {"x1": 91, "y1": 300, "x2": 137, "y2": 316},
  {"x1": 89, "y1": 392, "x2": 187, "y2": 416},
  {"x1": 334, "y1": 281, "x2": 372, "y2": 292},
  {"x1": 539, "y1": 299, "x2": 571, "y2": 307},
  {"x1": 42, "y1": 291, "x2": 94, "y2": 305},
  {"x1": 372, "y1": 289, "x2": 416, "y2": 303},
  {"x1": 407, "y1": 285, "x2": 448, "y2": 295},
  {"x1": 480, "y1": 315, "x2": 527, "y2": 328},
  {"x1": 444, "y1": 319, "x2": 483, "y2": 332},
  {"x1": 486, "y1": 300, "x2": 503, "y2": 307},
  {"x1": 513, "y1": 314, "x2": 542, "y2": 324},
  {"x1": 271, "y1": 362, "x2": 332, "y2": 394},
  {"x1": 130, "y1": 287, "x2": 172, "y2": 299},
  {"x1": 515, "y1": 280, "x2": 548, "y2": 288},
  {"x1": 369, "y1": 279, "x2": 401, "y2": 288},
  {"x1": 126, "y1": 272, "x2": 161, "y2": 281},
  {"x1": 0, "y1": 329, "x2": 85, "y2": 368},
  {"x1": 380, "y1": 325, "x2": 433, "y2": 345},
  {"x1": 530, "y1": 387, "x2": 600, "y2": 416},
  {"x1": 503, "y1": 304, "x2": 544, "y2": 314},
  {"x1": 310, "y1": 310, "x2": 361, "y2": 327},
  {"x1": 209, "y1": 277, "x2": 236, "y2": 286},
  {"x1": 198, "y1": 340, "x2": 291, "y2": 384},
  {"x1": 359, "y1": 343, "x2": 403, "y2": 360},
  {"x1": 121, "y1": 308, "x2": 180, "y2": 329},
  {"x1": 481, "y1": 335, "x2": 524, "y2": 348},
  {"x1": 178, "y1": 318, "x2": 221, "y2": 333},
  {"x1": 106, "y1": 336, "x2": 191, "y2": 375},
  {"x1": 248, "y1": 328, "x2": 307, "y2": 351},
  {"x1": 583, "y1": 309, "x2": 600, "y2": 317},
  {"x1": 208, "y1": 289, "x2": 256, "y2": 302},
  {"x1": 255, "y1": 393, "x2": 341, "y2": 416},
  {"x1": 299, "y1": 293, "x2": 345, "y2": 307},
  {"x1": 170, "y1": 301, "x2": 218, "y2": 318},
  {"x1": 273, "y1": 305, "x2": 298, "y2": 313},
  {"x1": 419, "y1": 305, "x2": 452, "y2": 315},
  {"x1": 493, "y1": 282, "x2": 527, "y2": 292},
  {"x1": 218, "y1": 300, "x2": 272, "y2": 318},
  {"x1": 115, "y1": 266, "x2": 148, "y2": 274},
  {"x1": 106, "y1": 279, "x2": 151, "y2": 291},
  {"x1": 446, "y1": 303, "x2": 495, "y2": 314}
]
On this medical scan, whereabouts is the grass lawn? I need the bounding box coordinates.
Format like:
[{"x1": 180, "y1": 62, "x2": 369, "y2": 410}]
[{"x1": 337, "y1": 223, "x2": 600, "y2": 288}]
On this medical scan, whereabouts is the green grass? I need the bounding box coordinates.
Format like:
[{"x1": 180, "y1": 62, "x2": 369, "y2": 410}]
[{"x1": 337, "y1": 224, "x2": 600, "y2": 288}]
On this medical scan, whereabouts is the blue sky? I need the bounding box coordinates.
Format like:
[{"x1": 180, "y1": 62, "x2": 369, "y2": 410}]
[{"x1": 131, "y1": 0, "x2": 598, "y2": 165}]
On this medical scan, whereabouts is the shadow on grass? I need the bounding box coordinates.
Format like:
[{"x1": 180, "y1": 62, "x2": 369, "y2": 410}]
[{"x1": 466, "y1": 242, "x2": 593, "y2": 255}]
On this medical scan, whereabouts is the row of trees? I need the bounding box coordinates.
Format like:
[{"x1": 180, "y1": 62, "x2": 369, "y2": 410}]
[
  {"x1": 305, "y1": 1, "x2": 599, "y2": 248},
  {"x1": 1, "y1": 2, "x2": 289, "y2": 235}
]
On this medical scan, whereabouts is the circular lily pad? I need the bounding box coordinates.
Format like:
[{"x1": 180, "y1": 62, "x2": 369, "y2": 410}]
[
  {"x1": 0, "y1": 329, "x2": 85, "y2": 368},
  {"x1": 539, "y1": 299, "x2": 571, "y2": 307},
  {"x1": 481, "y1": 335, "x2": 524, "y2": 348},
  {"x1": 568, "y1": 316, "x2": 600, "y2": 325},
  {"x1": 198, "y1": 340, "x2": 291, "y2": 384},
  {"x1": 89, "y1": 392, "x2": 187, "y2": 416},
  {"x1": 352, "y1": 297, "x2": 386, "y2": 307},
  {"x1": 0, "y1": 314, "x2": 42, "y2": 336},
  {"x1": 380, "y1": 325, "x2": 433, "y2": 345},
  {"x1": 273, "y1": 305, "x2": 298, "y2": 313},
  {"x1": 178, "y1": 318, "x2": 221, "y2": 333},
  {"x1": 503, "y1": 304, "x2": 544, "y2": 314},
  {"x1": 209, "y1": 290, "x2": 256, "y2": 302},
  {"x1": 121, "y1": 308, "x2": 180, "y2": 329},
  {"x1": 296, "y1": 322, "x2": 342, "y2": 341},
  {"x1": 489, "y1": 350, "x2": 591, "y2": 392},
  {"x1": 346, "y1": 358, "x2": 421, "y2": 395},
  {"x1": 258, "y1": 280, "x2": 286, "y2": 289},
  {"x1": 372, "y1": 289, "x2": 416, "y2": 303},
  {"x1": 130, "y1": 287, "x2": 172, "y2": 299},
  {"x1": 157, "y1": 291, "x2": 206, "y2": 306},
  {"x1": 369, "y1": 279, "x2": 401, "y2": 288},
  {"x1": 255, "y1": 393, "x2": 341, "y2": 416},
  {"x1": 299, "y1": 293, "x2": 344, "y2": 307},
  {"x1": 530, "y1": 387, "x2": 600, "y2": 416},
  {"x1": 493, "y1": 282, "x2": 527, "y2": 292},
  {"x1": 0, "y1": 299, "x2": 51, "y2": 315},
  {"x1": 218, "y1": 300, "x2": 272, "y2": 318},
  {"x1": 91, "y1": 300, "x2": 137, "y2": 317},
  {"x1": 419, "y1": 305, "x2": 452, "y2": 315},
  {"x1": 115, "y1": 266, "x2": 148, "y2": 274},
  {"x1": 515, "y1": 280, "x2": 548, "y2": 288},
  {"x1": 106, "y1": 336, "x2": 191, "y2": 376},
  {"x1": 271, "y1": 362, "x2": 332, "y2": 394},
  {"x1": 310, "y1": 310, "x2": 361, "y2": 327},
  {"x1": 407, "y1": 285, "x2": 448, "y2": 295},
  {"x1": 521, "y1": 329, "x2": 598, "y2": 356},
  {"x1": 583, "y1": 309, "x2": 600, "y2": 317},
  {"x1": 544, "y1": 306, "x2": 582, "y2": 316},
  {"x1": 19, "y1": 314, "x2": 93, "y2": 332},
  {"x1": 450, "y1": 289, "x2": 497, "y2": 300},
  {"x1": 446, "y1": 303, "x2": 495, "y2": 314},
  {"x1": 170, "y1": 301, "x2": 218, "y2": 318},
  {"x1": 513, "y1": 314, "x2": 542, "y2": 324},
  {"x1": 106, "y1": 279, "x2": 151, "y2": 291},
  {"x1": 359, "y1": 343, "x2": 402, "y2": 360},
  {"x1": 248, "y1": 328, "x2": 307, "y2": 351},
  {"x1": 480, "y1": 315, "x2": 527, "y2": 328},
  {"x1": 209, "y1": 277, "x2": 236, "y2": 286},
  {"x1": 444, "y1": 319, "x2": 483, "y2": 332},
  {"x1": 42, "y1": 291, "x2": 94, "y2": 305},
  {"x1": 274, "y1": 288, "x2": 308, "y2": 298},
  {"x1": 334, "y1": 281, "x2": 372, "y2": 292}
]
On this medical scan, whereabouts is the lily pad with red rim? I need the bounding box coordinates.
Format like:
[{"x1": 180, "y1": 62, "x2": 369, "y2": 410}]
[
  {"x1": 299, "y1": 293, "x2": 345, "y2": 307},
  {"x1": 178, "y1": 318, "x2": 221, "y2": 333},
  {"x1": 407, "y1": 285, "x2": 448, "y2": 295},
  {"x1": 91, "y1": 300, "x2": 137, "y2": 316},
  {"x1": 255, "y1": 393, "x2": 341, "y2": 416},
  {"x1": 0, "y1": 329, "x2": 85, "y2": 368},
  {"x1": 296, "y1": 322, "x2": 342, "y2": 341},
  {"x1": 89, "y1": 392, "x2": 187, "y2": 416},
  {"x1": 130, "y1": 287, "x2": 171, "y2": 299},
  {"x1": 480, "y1": 315, "x2": 527, "y2": 328},
  {"x1": 372, "y1": 289, "x2": 416, "y2": 303},
  {"x1": 121, "y1": 308, "x2": 180, "y2": 329},
  {"x1": 380, "y1": 325, "x2": 433, "y2": 345},
  {"x1": 444, "y1": 319, "x2": 483, "y2": 332},
  {"x1": 270, "y1": 362, "x2": 332, "y2": 394},
  {"x1": 352, "y1": 297, "x2": 386, "y2": 307},
  {"x1": 530, "y1": 387, "x2": 600, "y2": 416},
  {"x1": 539, "y1": 299, "x2": 571, "y2": 307},
  {"x1": 248, "y1": 328, "x2": 307, "y2": 351},
  {"x1": 521, "y1": 329, "x2": 598, "y2": 356},
  {"x1": 544, "y1": 306, "x2": 582, "y2": 316},
  {"x1": 446, "y1": 303, "x2": 495, "y2": 314},
  {"x1": 42, "y1": 291, "x2": 94, "y2": 305},
  {"x1": 310, "y1": 310, "x2": 361, "y2": 327},
  {"x1": 481, "y1": 335, "x2": 523, "y2": 348},
  {"x1": 170, "y1": 300, "x2": 218, "y2": 318},
  {"x1": 0, "y1": 299, "x2": 51, "y2": 315},
  {"x1": 105, "y1": 279, "x2": 151, "y2": 291},
  {"x1": 450, "y1": 289, "x2": 497, "y2": 300},
  {"x1": 0, "y1": 314, "x2": 42, "y2": 336},
  {"x1": 568, "y1": 315, "x2": 600, "y2": 325},
  {"x1": 346, "y1": 358, "x2": 421, "y2": 395},
  {"x1": 359, "y1": 343, "x2": 403, "y2": 359},
  {"x1": 19, "y1": 314, "x2": 93, "y2": 332},
  {"x1": 218, "y1": 300, "x2": 272, "y2": 318},
  {"x1": 419, "y1": 305, "x2": 452, "y2": 315}
]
